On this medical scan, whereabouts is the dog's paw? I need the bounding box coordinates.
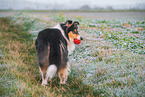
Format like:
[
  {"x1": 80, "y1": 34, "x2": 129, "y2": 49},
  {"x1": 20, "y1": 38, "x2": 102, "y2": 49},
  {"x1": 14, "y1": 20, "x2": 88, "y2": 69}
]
[
  {"x1": 41, "y1": 83, "x2": 48, "y2": 86},
  {"x1": 41, "y1": 80, "x2": 48, "y2": 86},
  {"x1": 60, "y1": 81, "x2": 65, "y2": 84}
]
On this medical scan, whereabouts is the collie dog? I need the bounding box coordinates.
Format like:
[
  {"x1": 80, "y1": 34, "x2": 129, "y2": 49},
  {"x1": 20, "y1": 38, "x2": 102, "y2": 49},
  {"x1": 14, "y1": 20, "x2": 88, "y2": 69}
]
[{"x1": 35, "y1": 20, "x2": 83, "y2": 86}]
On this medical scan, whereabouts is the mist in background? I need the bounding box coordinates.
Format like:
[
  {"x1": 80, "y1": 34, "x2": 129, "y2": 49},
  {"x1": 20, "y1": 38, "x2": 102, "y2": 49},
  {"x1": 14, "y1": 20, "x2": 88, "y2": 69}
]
[{"x1": 0, "y1": 0, "x2": 145, "y2": 10}]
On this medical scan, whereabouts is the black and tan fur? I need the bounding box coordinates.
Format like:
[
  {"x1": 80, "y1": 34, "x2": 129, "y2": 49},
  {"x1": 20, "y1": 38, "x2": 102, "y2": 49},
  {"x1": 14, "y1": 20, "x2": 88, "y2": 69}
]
[{"x1": 35, "y1": 20, "x2": 83, "y2": 86}]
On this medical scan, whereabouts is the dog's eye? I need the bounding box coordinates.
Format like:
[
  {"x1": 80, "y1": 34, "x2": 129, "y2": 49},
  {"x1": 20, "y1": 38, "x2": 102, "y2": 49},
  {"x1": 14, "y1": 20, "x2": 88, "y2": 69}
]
[{"x1": 73, "y1": 29, "x2": 78, "y2": 34}]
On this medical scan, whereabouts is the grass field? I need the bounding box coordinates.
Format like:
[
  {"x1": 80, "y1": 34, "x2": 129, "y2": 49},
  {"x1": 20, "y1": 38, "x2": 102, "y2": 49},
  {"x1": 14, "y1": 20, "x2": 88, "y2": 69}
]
[{"x1": 0, "y1": 12, "x2": 145, "y2": 96}]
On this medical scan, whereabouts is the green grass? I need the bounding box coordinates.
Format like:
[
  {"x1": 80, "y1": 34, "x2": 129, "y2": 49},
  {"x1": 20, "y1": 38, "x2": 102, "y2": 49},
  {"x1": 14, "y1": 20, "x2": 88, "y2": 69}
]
[{"x1": 0, "y1": 13, "x2": 145, "y2": 96}]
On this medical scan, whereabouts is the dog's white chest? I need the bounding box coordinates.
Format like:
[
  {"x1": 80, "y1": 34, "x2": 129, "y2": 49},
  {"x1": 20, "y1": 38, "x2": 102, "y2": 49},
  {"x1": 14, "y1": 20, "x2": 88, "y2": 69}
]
[{"x1": 67, "y1": 38, "x2": 75, "y2": 55}]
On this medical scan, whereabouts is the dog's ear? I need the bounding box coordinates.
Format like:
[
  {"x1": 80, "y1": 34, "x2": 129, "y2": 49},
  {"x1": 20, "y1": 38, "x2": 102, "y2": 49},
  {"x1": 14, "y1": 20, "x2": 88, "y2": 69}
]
[
  {"x1": 74, "y1": 21, "x2": 79, "y2": 25},
  {"x1": 65, "y1": 20, "x2": 73, "y2": 27},
  {"x1": 66, "y1": 20, "x2": 73, "y2": 24}
]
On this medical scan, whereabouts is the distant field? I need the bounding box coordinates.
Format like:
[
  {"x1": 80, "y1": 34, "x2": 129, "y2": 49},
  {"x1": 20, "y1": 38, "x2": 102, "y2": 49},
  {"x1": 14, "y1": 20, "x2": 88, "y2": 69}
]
[
  {"x1": 0, "y1": 12, "x2": 145, "y2": 96},
  {"x1": 0, "y1": 11, "x2": 145, "y2": 19}
]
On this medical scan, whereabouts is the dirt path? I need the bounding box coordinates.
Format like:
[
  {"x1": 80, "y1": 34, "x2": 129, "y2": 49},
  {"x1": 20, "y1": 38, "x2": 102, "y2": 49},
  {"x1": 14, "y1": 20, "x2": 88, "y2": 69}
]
[{"x1": 0, "y1": 11, "x2": 145, "y2": 20}]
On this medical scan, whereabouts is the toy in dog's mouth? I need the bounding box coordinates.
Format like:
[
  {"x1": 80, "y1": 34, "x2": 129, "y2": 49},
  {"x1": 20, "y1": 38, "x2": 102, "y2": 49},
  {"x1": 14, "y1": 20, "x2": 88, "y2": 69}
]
[{"x1": 73, "y1": 39, "x2": 81, "y2": 44}]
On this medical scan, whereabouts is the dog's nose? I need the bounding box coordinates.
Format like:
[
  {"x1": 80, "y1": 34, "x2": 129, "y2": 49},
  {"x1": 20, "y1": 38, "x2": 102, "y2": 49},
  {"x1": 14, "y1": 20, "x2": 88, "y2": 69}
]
[{"x1": 80, "y1": 37, "x2": 83, "y2": 40}]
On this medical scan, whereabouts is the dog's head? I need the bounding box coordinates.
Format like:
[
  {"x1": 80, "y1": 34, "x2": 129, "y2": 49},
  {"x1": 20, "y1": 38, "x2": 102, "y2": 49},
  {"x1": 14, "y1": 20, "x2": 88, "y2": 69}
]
[{"x1": 64, "y1": 20, "x2": 83, "y2": 44}]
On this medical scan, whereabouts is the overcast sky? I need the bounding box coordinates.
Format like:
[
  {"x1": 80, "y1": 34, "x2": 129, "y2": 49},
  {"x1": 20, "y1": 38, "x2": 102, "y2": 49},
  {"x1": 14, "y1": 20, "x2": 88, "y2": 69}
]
[{"x1": 0, "y1": 0, "x2": 145, "y2": 10}]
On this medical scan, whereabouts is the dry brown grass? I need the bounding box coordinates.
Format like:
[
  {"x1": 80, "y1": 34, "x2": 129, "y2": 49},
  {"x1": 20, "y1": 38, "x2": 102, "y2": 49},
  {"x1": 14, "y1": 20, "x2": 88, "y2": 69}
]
[{"x1": 0, "y1": 17, "x2": 99, "y2": 97}]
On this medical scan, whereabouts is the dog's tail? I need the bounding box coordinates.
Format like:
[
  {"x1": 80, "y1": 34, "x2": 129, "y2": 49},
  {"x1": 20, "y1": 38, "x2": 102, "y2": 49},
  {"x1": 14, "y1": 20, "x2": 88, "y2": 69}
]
[{"x1": 46, "y1": 64, "x2": 57, "y2": 81}]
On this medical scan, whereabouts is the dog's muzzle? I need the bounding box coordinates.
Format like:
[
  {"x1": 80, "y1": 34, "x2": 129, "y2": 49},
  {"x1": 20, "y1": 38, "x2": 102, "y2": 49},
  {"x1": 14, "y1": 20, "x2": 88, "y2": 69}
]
[{"x1": 77, "y1": 35, "x2": 83, "y2": 40}]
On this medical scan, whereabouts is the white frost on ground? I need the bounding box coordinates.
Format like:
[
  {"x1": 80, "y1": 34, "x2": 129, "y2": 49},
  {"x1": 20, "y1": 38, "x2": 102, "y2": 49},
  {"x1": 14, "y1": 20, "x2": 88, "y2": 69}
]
[{"x1": 9, "y1": 13, "x2": 145, "y2": 96}]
